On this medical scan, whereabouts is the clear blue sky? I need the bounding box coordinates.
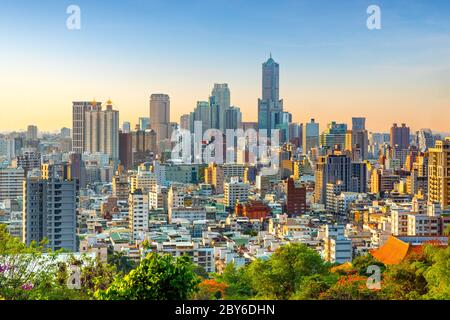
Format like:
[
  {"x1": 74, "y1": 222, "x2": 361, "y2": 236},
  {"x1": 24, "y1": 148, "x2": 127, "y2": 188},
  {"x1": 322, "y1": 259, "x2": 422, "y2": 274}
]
[{"x1": 1, "y1": 0, "x2": 450, "y2": 132}]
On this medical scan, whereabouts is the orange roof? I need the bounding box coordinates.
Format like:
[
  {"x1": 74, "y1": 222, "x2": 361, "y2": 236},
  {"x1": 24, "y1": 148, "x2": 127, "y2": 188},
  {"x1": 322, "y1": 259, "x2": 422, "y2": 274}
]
[{"x1": 370, "y1": 236, "x2": 412, "y2": 265}]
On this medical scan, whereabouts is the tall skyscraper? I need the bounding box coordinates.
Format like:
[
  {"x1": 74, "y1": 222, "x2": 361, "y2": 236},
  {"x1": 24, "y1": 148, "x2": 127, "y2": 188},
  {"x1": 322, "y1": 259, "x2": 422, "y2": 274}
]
[
  {"x1": 225, "y1": 106, "x2": 242, "y2": 131},
  {"x1": 150, "y1": 94, "x2": 170, "y2": 148},
  {"x1": 211, "y1": 84, "x2": 230, "y2": 132},
  {"x1": 139, "y1": 117, "x2": 150, "y2": 131},
  {"x1": 351, "y1": 117, "x2": 369, "y2": 160},
  {"x1": 262, "y1": 54, "x2": 279, "y2": 102},
  {"x1": 190, "y1": 101, "x2": 211, "y2": 134},
  {"x1": 390, "y1": 123, "x2": 410, "y2": 150},
  {"x1": 84, "y1": 100, "x2": 120, "y2": 163},
  {"x1": 23, "y1": 163, "x2": 78, "y2": 252},
  {"x1": 428, "y1": 138, "x2": 450, "y2": 210},
  {"x1": 302, "y1": 119, "x2": 319, "y2": 155},
  {"x1": 258, "y1": 55, "x2": 284, "y2": 137}
]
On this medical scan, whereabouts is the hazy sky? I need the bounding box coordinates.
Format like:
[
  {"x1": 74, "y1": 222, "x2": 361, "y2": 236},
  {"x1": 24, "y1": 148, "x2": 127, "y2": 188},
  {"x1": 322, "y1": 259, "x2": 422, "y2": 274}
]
[{"x1": 1, "y1": 0, "x2": 449, "y2": 133}]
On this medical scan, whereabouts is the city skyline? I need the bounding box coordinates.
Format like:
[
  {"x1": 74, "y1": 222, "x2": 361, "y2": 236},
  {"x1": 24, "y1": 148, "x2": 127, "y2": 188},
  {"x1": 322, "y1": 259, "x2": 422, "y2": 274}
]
[{"x1": 1, "y1": 0, "x2": 450, "y2": 132}]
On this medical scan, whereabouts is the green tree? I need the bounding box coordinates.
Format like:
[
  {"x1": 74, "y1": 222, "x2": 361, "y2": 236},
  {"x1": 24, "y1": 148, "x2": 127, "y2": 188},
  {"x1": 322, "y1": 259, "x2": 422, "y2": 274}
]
[
  {"x1": 95, "y1": 253, "x2": 200, "y2": 300},
  {"x1": 214, "y1": 262, "x2": 254, "y2": 300},
  {"x1": 351, "y1": 254, "x2": 385, "y2": 276},
  {"x1": 291, "y1": 274, "x2": 338, "y2": 300},
  {"x1": 423, "y1": 246, "x2": 450, "y2": 299},
  {"x1": 319, "y1": 274, "x2": 381, "y2": 300},
  {"x1": 107, "y1": 251, "x2": 136, "y2": 274},
  {"x1": 244, "y1": 243, "x2": 328, "y2": 299}
]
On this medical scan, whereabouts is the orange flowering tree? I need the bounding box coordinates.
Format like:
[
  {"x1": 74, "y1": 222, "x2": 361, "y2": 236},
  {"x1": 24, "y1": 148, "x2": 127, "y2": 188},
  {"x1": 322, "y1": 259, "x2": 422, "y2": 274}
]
[
  {"x1": 319, "y1": 274, "x2": 381, "y2": 300},
  {"x1": 193, "y1": 279, "x2": 228, "y2": 300}
]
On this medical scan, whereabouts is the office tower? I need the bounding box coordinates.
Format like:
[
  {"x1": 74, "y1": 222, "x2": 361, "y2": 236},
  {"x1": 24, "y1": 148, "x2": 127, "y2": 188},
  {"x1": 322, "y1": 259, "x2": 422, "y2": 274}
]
[
  {"x1": 428, "y1": 138, "x2": 450, "y2": 210},
  {"x1": 289, "y1": 123, "x2": 302, "y2": 148},
  {"x1": 23, "y1": 163, "x2": 78, "y2": 252},
  {"x1": 416, "y1": 129, "x2": 434, "y2": 152},
  {"x1": 351, "y1": 117, "x2": 369, "y2": 160},
  {"x1": 84, "y1": 100, "x2": 119, "y2": 163},
  {"x1": 128, "y1": 189, "x2": 149, "y2": 241},
  {"x1": 139, "y1": 117, "x2": 150, "y2": 131},
  {"x1": 122, "y1": 122, "x2": 131, "y2": 133},
  {"x1": 285, "y1": 178, "x2": 307, "y2": 216},
  {"x1": 262, "y1": 54, "x2": 279, "y2": 102},
  {"x1": 190, "y1": 101, "x2": 211, "y2": 134},
  {"x1": 351, "y1": 162, "x2": 367, "y2": 193},
  {"x1": 131, "y1": 129, "x2": 157, "y2": 167},
  {"x1": 26, "y1": 125, "x2": 38, "y2": 141},
  {"x1": 72, "y1": 101, "x2": 101, "y2": 154},
  {"x1": 60, "y1": 127, "x2": 71, "y2": 138},
  {"x1": 390, "y1": 123, "x2": 410, "y2": 150},
  {"x1": 302, "y1": 119, "x2": 319, "y2": 155},
  {"x1": 119, "y1": 131, "x2": 132, "y2": 170},
  {"x1": 224, "y1": 177, "x2": 249, "y2": 208},
  {"x1": 276, "y1": 111, "x2": 292, "y2": 143},
  {"x1": 320, "y1": 122, "x2": 347, "y2": 151},
  {"x1": 150, "y1": 94, "x2": 170, "y2": 147},
  {"x1": 314, "y1": 154, "x2": 351, "y2": 205},
  {"x1": 0, "y1": 167, "x2": 24, "y2": 201},
  {"x1": 211, "y1": 83, "x2": 230, "y2": 131},
  {"x1": 180, "y1": 114, "x2": 190, "y2": 131},
  {"x1": 16, "y1": 149, "x2": 41, "y2": 176},
  {"x1": 69, "y1": 153, "x2": 86, "y2": 188},
  {"x1": 258, "y1": 55, "x2": 284, "y2": 137},
  {"x1": 225, "y1": 106, "x2": 242, "y2": 131}
]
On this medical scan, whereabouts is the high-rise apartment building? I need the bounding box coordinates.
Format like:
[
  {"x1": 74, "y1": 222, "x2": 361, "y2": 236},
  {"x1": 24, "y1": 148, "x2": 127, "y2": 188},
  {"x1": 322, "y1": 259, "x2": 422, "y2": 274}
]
[
  {"x1": 0, "y1": 167, "x2": 24, "y2": 202},
  {"x1": 390, "y1": 123, "x2": 410, "y2": 150},
  {"x1": 84, "y1": 100, "x2": 119, "y2": 163},
  {"x1": 428, "y1": 138, "x2": 450, "y2": 210},
  {"x1": 23, "y1": 163, "x2": 78, "y2": 252},
  {"x1": 224, "y1": 178, "x2": 249, "y2": 208},
  {"x1": 16, "y1": 149, "x2": 41, "y2": 176},
  {"x1": 284, "y1": 178, "x2": 307, "y2": 216},
  {"x1": 72, "y1": 101, "x2": 101, "y2": 154},
  {"x1": 129, "y1": 189, "x2": 149, "y2": 241}
]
